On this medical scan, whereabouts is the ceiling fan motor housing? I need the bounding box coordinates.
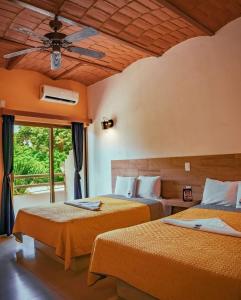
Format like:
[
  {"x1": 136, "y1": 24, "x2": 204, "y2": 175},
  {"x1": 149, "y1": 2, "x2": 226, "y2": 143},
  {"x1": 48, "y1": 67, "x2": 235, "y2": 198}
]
[
  {"x1": 49, "y1": 17, "x2": 62, "y2": 32},
  {"x1": 45, "y1": 32, "x2": 66, "y2": 40},
  {"x1": 44, "y1": 32, "x2": 68, "y2": 50},
  {"x1": 44, "y1": 17, "x2": 69, "y2": 50},
  {"x1": 52, "y1": 44, "x2": 61, "y2": 53}
]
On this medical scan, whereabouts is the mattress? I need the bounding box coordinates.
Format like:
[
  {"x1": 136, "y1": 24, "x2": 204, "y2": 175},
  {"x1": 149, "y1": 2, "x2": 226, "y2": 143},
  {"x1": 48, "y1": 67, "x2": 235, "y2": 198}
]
[
  {"x1": 13, "y1": 195, "x2": 162, "y2": 269},
  {"x1": 88, "y1": 206, "x2": 241, "y2": 300}
]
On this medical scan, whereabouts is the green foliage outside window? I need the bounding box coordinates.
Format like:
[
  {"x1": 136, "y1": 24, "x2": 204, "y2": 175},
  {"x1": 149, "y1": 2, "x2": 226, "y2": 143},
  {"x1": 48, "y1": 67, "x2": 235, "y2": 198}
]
[{"x1": 14, "y1": 126, "x2": 72, "y2": 194}]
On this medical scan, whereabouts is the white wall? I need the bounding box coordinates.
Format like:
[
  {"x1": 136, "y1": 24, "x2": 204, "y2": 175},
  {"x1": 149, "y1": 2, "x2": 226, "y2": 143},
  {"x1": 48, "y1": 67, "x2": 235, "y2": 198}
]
[
  {"x1": 64, "y1": 150, "x2": 75, "y2": 201},
  {"x1": 87, "y1": 18, "x2": 241, "y2": 196},
  {"x1": 64, "y1": 150, "x2": 86, "y2": 200}
]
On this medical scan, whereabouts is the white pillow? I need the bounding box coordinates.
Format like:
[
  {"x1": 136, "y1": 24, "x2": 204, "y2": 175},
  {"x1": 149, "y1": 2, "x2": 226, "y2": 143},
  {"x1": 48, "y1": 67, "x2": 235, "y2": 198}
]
[
  {"x1": 236, "y1": 183, "x2": 241, "y2": 208},
  {"x1": 114, "y1": 176, "x2": 137, "y2": 198},
  {"x1": 202, "y1": 178, "x2": 238, "y2": 206},
  {"x1": 136, "y1": 176, "x2": 161, "y2": 199}
]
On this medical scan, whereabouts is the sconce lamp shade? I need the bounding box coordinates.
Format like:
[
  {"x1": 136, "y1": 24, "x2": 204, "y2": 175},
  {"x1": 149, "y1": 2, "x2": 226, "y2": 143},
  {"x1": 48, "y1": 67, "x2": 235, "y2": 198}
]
[{"x1": 101, "y1": 119, "x2": 114, "y2": 129}]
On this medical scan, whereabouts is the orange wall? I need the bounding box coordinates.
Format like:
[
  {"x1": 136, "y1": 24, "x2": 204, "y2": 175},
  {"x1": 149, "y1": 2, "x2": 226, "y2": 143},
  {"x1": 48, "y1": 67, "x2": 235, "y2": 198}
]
[
  {"x1": 0, "y1": 68, "x2": 87, "y2": 120},
  {"x1": 0, "y1": 68, "x2": 88, "y2": 201}
]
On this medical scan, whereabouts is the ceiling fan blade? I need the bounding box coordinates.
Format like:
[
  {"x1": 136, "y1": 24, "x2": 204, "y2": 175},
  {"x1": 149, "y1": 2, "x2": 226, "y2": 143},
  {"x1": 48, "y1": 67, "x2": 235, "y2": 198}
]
[
  {"x1": 3, "y1": 47, "x2": 44, "y2": 59},
  {"x1": 64, "y1": 27, "x2": 98, "y2": 43},
  {"x1": 68, "y1": 46, "x2": 105, "y2": 59},
  {"x1": 14, "y1": 27, "x2": 49, "y2": 42}
]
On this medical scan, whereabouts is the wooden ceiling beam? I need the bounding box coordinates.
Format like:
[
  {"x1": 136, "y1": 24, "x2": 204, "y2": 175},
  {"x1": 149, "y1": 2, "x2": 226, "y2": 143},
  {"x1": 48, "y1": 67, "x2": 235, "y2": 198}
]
[
  {"x1": 156, "y1": 0, "x2": 214, "y2": 35},
  {"x1": 61, "y1": 53, "x2": 121, "y2": 73},
  {"x1": 54, "y1": 59, "x2": 119, "y2": 80},
  {"x1": 54, "y1": 63, "x2": 84, "y2": 79},
  {"x1": 0, "y1": 37, "x2": 28, "y2": 49},
  {"x1": 0, "y1": 37, "x2": 122, "y2": 73},
  {"x1": 0, "y1": 37, "x2": 27, "y2": 68},
  {"x1": 10, "y1": 0, "x2": 159, "y2": 56},
  {"x1": 6, "y1": 54, "x2": 27, "y2": 69}
]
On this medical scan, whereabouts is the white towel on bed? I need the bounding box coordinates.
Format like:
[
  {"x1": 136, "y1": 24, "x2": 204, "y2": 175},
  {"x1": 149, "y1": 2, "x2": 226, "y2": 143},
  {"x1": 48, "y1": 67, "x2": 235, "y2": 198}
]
[
  {"x1": 161, "y1": 218, "x2": 241, "y2": 237},
  {"x1": 64, "y1": 200, "x2": 102, "y2": 211}
]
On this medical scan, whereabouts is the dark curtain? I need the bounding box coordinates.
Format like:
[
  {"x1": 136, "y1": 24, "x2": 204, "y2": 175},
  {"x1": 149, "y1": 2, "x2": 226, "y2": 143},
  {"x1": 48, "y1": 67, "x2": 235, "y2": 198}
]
[
  {"x1": 0, "y1": 115, "x2": 15, "y2": 236},
  {"x1": 71, "y1": 122, "x2": 84, "y2": 199}
]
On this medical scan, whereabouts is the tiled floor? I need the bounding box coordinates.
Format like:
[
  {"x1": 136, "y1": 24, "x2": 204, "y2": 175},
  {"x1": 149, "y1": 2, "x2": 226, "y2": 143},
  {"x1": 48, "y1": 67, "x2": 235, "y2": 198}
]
[{"x1": 0, "y1": 236, "x2": 118, "y2": 300}]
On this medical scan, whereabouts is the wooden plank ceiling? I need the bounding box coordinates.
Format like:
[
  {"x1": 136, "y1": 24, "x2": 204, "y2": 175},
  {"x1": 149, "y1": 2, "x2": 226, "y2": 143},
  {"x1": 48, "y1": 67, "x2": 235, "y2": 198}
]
[{"x1": 0, "y1": 0, "x2": 240, "y2": 86}]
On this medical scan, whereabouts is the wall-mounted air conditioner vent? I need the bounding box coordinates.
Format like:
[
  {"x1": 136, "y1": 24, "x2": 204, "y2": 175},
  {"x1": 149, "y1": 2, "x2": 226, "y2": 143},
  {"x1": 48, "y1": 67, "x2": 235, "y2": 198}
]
[{"x1": 40, "y1": 85, "x2": 79, "y2": 105}]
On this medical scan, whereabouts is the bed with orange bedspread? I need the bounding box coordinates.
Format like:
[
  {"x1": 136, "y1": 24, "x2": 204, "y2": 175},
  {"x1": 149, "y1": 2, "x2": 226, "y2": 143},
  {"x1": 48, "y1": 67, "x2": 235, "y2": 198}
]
[
  {"x1": 13, "y1": 195, "x2": 162, "y2": 270},
  {"x1": 88, "y1": 206, "x2": 241, "y2": 300}
]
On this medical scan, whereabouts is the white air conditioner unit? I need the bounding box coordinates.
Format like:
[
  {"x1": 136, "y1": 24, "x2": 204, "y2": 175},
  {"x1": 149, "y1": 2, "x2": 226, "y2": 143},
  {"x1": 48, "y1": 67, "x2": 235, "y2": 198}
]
[{"x1": 40, "y1": 85, "x2": 79, "y2": 105}]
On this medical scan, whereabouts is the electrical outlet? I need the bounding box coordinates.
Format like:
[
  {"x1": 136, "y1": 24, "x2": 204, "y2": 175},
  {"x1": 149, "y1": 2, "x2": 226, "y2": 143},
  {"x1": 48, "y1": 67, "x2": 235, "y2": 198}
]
[{"x1": 185, "y1": 162, "x2": 191, "y2": 172}]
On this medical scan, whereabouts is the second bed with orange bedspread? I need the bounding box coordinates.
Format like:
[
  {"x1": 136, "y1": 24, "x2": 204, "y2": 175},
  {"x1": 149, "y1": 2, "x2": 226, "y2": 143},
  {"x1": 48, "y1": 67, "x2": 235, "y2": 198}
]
[{"x1": 88, "y1": 206, "x2": 241, "y2": 300}]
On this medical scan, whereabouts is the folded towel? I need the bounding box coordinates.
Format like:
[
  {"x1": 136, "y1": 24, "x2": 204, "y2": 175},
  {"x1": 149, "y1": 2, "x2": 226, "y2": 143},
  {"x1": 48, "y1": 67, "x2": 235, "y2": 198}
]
[
  {"x1": 64, "y1": 200, "x2": 102, "y2": 211},
  {"x1": 161, "y1": 218, "x2": 241, "y2": 238}
]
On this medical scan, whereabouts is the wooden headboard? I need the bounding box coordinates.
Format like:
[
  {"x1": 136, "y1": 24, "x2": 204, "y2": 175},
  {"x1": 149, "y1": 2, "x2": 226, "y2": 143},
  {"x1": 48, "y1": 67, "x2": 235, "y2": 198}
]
[{"x1": 111, "y1": 154, "x2": 241, "y2": 200}]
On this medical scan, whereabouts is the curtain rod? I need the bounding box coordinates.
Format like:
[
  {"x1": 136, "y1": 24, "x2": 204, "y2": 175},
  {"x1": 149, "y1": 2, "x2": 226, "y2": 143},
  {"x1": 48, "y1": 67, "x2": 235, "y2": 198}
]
[{"x1": 0, "y1": 108, "x2": 92, "y2": 126}]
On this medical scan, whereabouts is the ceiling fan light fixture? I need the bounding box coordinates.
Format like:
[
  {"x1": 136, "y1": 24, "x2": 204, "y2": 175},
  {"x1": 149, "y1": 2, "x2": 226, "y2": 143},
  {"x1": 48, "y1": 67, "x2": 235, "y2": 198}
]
[{"x1": 51, "y1": 50, "x2": 61, "y2": 70}]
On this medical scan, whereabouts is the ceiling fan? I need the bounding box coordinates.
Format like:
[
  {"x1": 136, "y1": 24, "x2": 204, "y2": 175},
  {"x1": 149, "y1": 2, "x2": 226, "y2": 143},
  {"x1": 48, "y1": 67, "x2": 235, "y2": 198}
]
[{"x1": 3, "y1": 16, "x2": 105, "y2": 70}]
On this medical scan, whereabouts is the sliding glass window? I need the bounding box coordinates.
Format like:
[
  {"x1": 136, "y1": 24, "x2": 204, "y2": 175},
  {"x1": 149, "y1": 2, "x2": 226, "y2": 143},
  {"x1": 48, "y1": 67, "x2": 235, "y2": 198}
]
[{"x1": 13, "y1": 122, "x2": 72, "y2": 214}]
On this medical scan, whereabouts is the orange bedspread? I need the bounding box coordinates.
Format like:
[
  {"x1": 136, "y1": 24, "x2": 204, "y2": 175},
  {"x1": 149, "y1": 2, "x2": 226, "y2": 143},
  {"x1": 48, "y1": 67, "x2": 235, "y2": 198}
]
[
  {"x1": 88, "y1": 207, "x2": 241, "y2": 300},
  {"x1": 13, "y1": 196, "x2": 151, "y2": 270}
]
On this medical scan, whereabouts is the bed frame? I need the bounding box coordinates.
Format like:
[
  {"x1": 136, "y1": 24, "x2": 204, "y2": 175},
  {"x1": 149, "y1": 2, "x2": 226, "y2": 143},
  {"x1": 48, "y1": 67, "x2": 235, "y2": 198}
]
[
  {"x1": 35, "y1": 241, "x2": 156, "y2": 299},
  {"x1": 116, "y1": 279, "x2": 158, "y2": 300},
  {"x1": 34, "y1": 239, "x2": 160, "y2": 299},
  {"x1": 35, "y1": 240, "x2": 158, "y2": 299},
  {"x1": 34, "y1": 240, "x2": 90, "y2": 272}
]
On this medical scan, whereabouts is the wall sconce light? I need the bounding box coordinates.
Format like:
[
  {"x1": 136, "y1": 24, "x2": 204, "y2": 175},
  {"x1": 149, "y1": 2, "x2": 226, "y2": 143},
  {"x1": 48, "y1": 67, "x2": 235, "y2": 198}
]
[{"x1": 101, "y1": 118, "x2": 114, "y2": 130}]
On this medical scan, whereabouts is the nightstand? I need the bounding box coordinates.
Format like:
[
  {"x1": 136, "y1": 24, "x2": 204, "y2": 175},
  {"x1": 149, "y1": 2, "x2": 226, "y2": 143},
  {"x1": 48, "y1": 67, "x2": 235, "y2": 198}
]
[{"x1": 162, "y1": 199, "x2": 201, "y2": 215}]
